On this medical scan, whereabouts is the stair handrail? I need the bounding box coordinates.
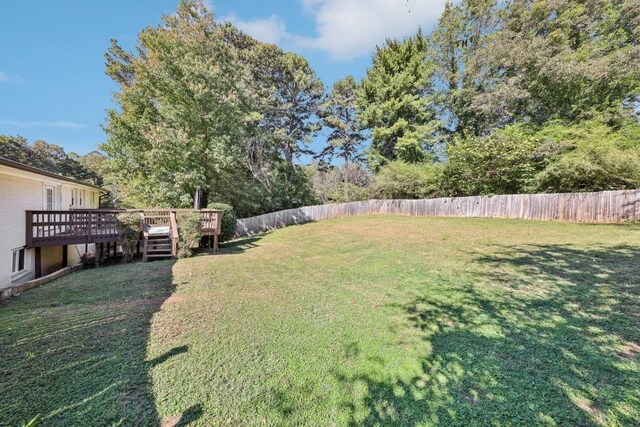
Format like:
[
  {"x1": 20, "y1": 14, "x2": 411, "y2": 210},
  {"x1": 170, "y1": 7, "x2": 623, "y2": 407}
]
[
  {"x1": 139, "y1": 211, "x2": 150, "y2": 239},
  {"x1": 169, "y1": 210, "x2": 179, "y2": 257}
]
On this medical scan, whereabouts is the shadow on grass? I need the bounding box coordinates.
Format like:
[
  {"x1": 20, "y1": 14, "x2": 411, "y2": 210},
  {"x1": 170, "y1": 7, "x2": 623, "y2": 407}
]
[
  {"x1": 0, "y1": 260, "x2": 196, "y2": 426},
  {"x1": 172, "y1": 404, "x2": 203, "y2": 426},
  {"x1": 336, "y1": 244, "x2": 640, "y2": 426},
  {"x1": 149, "y1": 345, "x2": 189, "y2": 368},
  {"x1": 218, "y1": 235, "x2": 263, "y2": 255}
]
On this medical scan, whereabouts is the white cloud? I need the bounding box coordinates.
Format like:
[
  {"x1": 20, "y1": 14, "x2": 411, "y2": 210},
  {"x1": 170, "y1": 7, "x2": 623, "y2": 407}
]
[
  {"x1": 224, "y1": 14, "x2": 292, "y2": 45},
  {"x1": 225, "y1": 0, "x2": 450, "y2": 61},
  {"x1": 0, "y1": 119, "x2": 84, "y2": 130},
  {"x1": 297, "y1": 0, "x2": 450, "y2": 61},
  {"x1": 0, "y1": 70, "x2": 26, "y2": 84}
]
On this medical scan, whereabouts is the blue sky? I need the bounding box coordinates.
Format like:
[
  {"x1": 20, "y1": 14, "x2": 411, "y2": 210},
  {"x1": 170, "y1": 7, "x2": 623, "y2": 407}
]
[{"x1": 0, "y1": 0, "x2": 449, "y2": 156}]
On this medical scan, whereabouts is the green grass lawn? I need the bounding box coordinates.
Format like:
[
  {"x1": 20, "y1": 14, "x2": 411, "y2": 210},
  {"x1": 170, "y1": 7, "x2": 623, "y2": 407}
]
[{"x1": 1, "y1": 216, "x2": 639, "y2": 426}]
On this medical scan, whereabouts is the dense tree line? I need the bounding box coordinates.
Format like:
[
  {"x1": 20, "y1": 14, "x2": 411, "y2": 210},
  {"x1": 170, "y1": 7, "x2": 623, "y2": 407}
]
[
  {"x1": 360, "y1": 0, "x2": 640, "y2": 199},
  {"x1": 0, "y1": 135, "x2": 105, "y2": 185},
  {"x1": 101, "y1": 0, "x2": 639, "y2": 215},
  {"x1": 5, "y1": 0, "x2": 638, "y2": 216}
]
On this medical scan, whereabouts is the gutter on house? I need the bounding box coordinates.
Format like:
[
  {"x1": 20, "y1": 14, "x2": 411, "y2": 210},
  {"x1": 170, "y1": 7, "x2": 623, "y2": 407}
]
[{"x1": 0, "y1": 156, "x2": 105, "y2": 192}]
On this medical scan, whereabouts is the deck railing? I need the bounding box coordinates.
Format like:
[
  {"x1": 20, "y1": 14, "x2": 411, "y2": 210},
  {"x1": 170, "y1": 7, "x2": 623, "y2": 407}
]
[
  {"x1": 200, "y1": 209, "x2": 222, "y2": 235},
  {"x1": 26, "y1": 210, "x2": 123, "y2": 247},
  {"x1": 26, "y1": 209, "x2": 222, "y2": 248}
]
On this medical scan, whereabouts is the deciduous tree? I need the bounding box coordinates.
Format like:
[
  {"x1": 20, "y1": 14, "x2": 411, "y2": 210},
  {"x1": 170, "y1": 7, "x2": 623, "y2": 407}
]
[
  {"x1": 0, "y1": 135, "x2": 100, "y2": 184},
  {"x1": 103, "y1": 1, "x2": 253, "y2": 209},
  {"x1": 470, "y1": 0, "x2": 640, "y2": 128}
]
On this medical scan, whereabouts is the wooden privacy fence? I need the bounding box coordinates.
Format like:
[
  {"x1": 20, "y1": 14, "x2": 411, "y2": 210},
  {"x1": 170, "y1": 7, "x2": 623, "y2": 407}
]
[{"x1": 235, "y1": 190, "x2": 640, "y2": 237}]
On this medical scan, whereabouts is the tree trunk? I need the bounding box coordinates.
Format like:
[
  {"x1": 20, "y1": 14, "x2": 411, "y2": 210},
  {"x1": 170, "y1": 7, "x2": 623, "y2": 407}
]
[{"x1": 284, "y1": 142, "x2": 293, "y2": 165}]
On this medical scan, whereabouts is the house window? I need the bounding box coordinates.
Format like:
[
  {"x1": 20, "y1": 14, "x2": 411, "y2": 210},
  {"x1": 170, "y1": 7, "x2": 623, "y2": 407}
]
[
  {"x1": 45, "y1": 186, "x2": 54, "y2": 210},
  {"x1": 71, "y1": 189, "x2": 77, "y2": 207},
  {"x1": 12, "y1": 248, "x2": 28, "y2": 276},
  {"x1": 79, "y1": 190, "x2": 85, "y2": 207}
]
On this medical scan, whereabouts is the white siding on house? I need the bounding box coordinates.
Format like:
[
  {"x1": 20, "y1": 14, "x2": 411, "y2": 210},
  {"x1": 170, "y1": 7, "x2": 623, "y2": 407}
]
[{"x1": 0, "y1": 165, "x2": 100, "y2": 289}]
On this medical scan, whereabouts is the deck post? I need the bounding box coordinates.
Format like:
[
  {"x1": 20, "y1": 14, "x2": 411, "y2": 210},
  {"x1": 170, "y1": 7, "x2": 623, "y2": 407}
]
[
  {"x1": 142, "y1": 238, "x2": 148, "y2": 262},
  {"x1": 87, "y1": 211, "x2": 93, "y2": 245},
  {"x1": 62, "y1": 245, "x2": 68, "y2": 268},
  {"x1": 26, "y1": 211, "x2": 33, "y2": 247},
  {"x1": 35, "y1": 247, "x2": 42, "y2": 279},
  {"x1": 215, "y1": 210, "x2": 221, "y2": 252},
  {"x1": 98, "y1": 243, "x2": 104, "y2": 267}
]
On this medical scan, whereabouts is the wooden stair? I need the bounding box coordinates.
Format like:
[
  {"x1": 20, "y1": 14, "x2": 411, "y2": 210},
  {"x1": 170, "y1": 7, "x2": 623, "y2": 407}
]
[
  {"x1": 142, "y1": 233, "x2": 174, "y2": 261},
  {"x1": 140, "y1": 210, "x2": 180, "y2": 262},
  {"x1": 139, "y1": 209, "x2": 220, "y2": 262},
  {"x1": 144, "y1": 234, "x2": 173, "y2": 258}
]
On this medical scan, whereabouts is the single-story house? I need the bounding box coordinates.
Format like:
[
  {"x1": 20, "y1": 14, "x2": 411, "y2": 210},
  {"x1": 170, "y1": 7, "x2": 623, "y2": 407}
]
[{"x1": 0, "y1": 156, "x2": 105, "y2": 290}]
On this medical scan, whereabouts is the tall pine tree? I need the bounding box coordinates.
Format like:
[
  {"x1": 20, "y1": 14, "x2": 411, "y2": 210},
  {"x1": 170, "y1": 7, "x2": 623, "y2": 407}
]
[
  {"x1": 318, "y1": 76, "x2": 366, "y2": 165},
  {"x1": 357, "y1": 30, "x2": 440, "y2": 170},
  {"x1": 430, "y1": 0, "x2": 499, "y2": 137}
]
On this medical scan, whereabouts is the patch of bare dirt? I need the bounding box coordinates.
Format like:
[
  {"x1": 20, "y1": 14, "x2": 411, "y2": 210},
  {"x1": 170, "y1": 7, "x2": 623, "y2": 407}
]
[
  {"x1": 103, "y1": 297, "x2": 168, "y2": 311},
  {"x1": 135, "y1": 297, "x2": 167, "y2": 307},
  {"x1": 570, "y1": 395, "x2": 606, "y2": 426},
  {"x1": 160, "y1": 415, "x2": 181, "y2": 427},
  {"x1": 143, "y1": 266, "x2": 173, "y2": 279},
  {"x1": 165, "y1": 295, "x2": 186, "y2": 304},
  {"x1": 617, "y1": 342, "x2": 639, "y2": 360},
  {"x1": 460, "y1": 387, "x2": 482, "y2": 405}
]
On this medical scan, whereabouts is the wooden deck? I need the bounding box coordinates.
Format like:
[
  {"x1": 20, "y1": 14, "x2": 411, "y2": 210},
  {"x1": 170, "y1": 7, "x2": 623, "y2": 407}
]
[
  {"x1": 26, "y1": 210, "x2": 123, "y2": 247},
  {"x1": 26, "y1": 209, "x2": 222, "y2": 250}
]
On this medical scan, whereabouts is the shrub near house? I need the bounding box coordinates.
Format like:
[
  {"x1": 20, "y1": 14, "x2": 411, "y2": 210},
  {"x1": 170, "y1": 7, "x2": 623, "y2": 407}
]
[{"x1": 207, "y1": 202, "x2": 237, "y2": 242}]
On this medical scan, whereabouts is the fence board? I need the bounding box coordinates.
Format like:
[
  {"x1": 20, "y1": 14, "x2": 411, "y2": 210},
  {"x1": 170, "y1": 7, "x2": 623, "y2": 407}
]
[{"x1": 235, "y1": 190, "x2": 640, "y2": 237}]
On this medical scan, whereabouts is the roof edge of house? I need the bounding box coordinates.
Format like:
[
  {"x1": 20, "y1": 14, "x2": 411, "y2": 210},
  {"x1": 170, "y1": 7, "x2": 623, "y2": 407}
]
[{"x1": 0, "y1": 156, "x2": 105, "y2": 192}]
